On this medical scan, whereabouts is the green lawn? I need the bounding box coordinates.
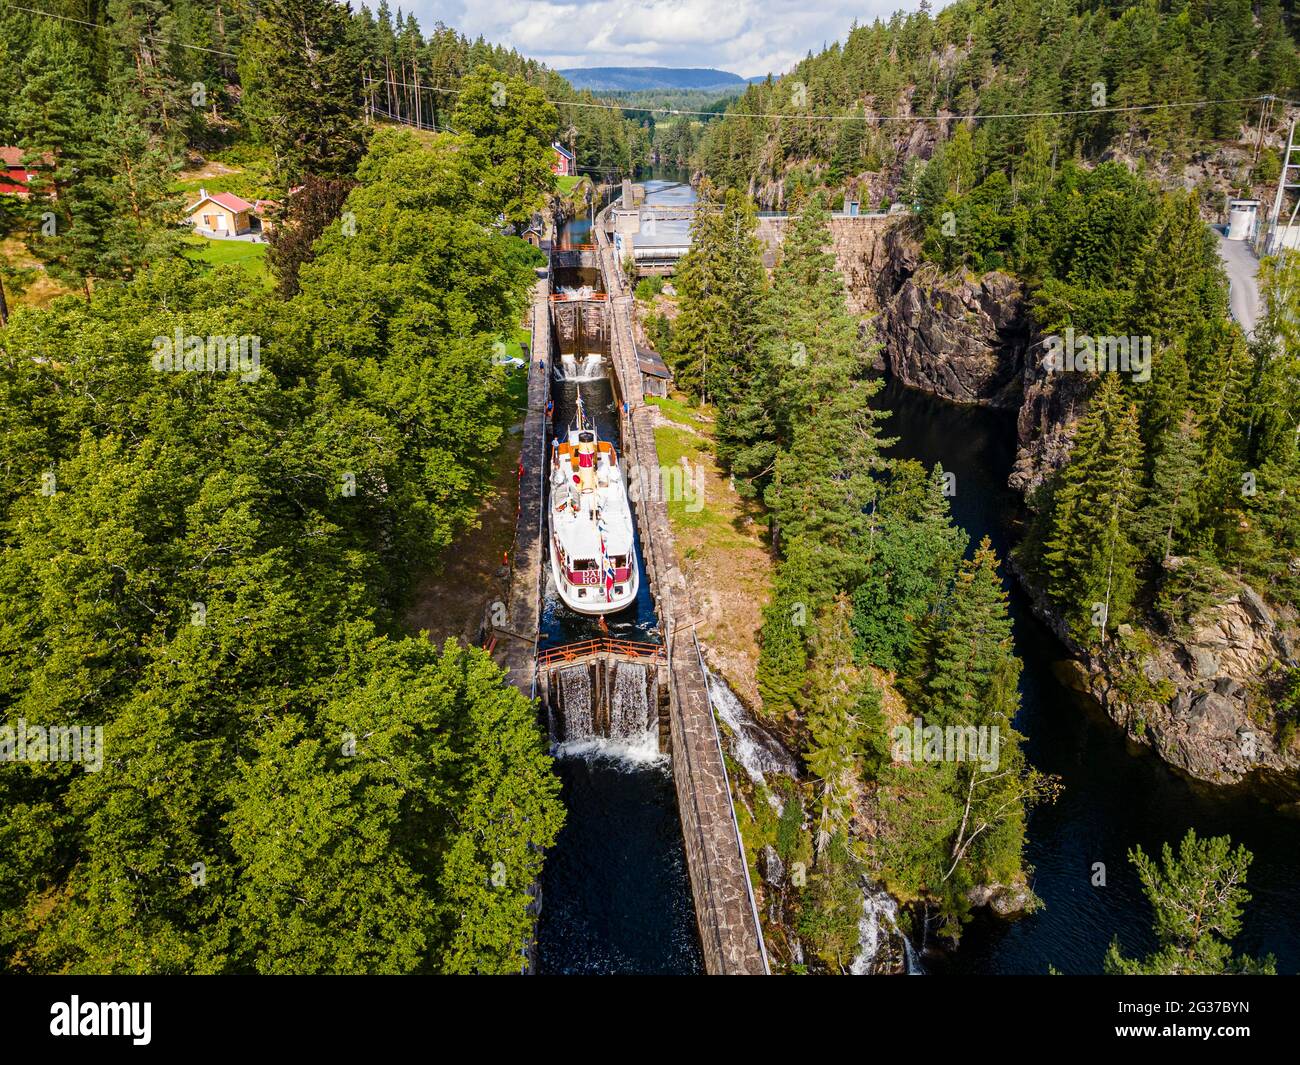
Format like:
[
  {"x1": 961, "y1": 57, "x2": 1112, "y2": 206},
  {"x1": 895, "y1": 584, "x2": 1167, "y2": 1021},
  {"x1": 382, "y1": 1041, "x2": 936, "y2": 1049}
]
[
  {"x1": 556, "y1": 175, "x2": 586, "y2": 195},
  {"x1": 182, "y1": 234, "x2": 271, "y2": 285},
  {"x1": 502, "y1": 326, "x2": 532, "y2": 360},
  {"x1": 646, "y1": 393, "x2": 709, "y2": 431}
]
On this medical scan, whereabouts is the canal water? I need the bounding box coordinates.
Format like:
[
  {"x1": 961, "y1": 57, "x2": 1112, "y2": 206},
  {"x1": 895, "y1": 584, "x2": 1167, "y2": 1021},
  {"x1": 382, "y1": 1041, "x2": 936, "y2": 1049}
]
[
  {"x1": 534, "y1": 268, "x2": 703, "y2": 971},
  {"x1": 538, "y1": 376, "x2": 659, "y2": 651},
  {"x1": 874, "y1": 377, "x2": 1300, "y2": 975}
]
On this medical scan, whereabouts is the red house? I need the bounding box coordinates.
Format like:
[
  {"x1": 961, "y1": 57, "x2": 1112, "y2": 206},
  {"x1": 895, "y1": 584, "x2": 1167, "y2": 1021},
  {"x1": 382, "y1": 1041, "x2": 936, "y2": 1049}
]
[
  {"x1": 0, "y1": 146, "x2": 47, "y2": 198},
  {"x1": 551, "y1": 142, "x2": 576, "y2": 177}
]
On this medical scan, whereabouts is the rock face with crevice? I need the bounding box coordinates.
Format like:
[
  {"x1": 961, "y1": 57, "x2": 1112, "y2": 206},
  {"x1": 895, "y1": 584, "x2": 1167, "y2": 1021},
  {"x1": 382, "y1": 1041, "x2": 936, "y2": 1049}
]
[
  {"x1": 1055, "y1": 580, "x2": 1300, "y2": 792},
  {"x1": 1008, "y1": 354, "x2": 1093, "y2": 494},
  {"x1": 861, "y1": 226, "x2": 1031, "y2": 409},
  {"x1": 879, "y1": 262, "x2": 1029, "y2": 407},
  {"x1": 839, "y1": 220, "x2": 1299, "y2": 797}
]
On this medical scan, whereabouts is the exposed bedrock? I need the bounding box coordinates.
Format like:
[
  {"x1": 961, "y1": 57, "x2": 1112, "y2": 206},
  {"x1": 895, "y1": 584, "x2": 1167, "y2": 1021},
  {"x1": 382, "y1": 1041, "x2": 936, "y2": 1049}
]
[{"x1": 868, "y1": 227, "x2": 1030, "y2": 410}]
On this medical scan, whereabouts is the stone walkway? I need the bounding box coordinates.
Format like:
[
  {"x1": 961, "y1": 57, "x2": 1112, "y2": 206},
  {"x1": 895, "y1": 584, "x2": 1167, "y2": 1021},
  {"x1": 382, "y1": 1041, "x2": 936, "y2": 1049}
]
[{"x1": 598, "y1": 224, "x2": 769, "y2": 976}]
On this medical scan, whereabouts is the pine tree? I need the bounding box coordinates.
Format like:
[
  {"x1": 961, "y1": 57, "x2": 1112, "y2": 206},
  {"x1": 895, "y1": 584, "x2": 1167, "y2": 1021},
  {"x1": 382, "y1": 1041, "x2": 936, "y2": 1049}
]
[
  {"x1": 1187, "y1": 324, "x2": 1253, "y2": 554},
  {"x1": 239, "y1": 0, "x2": 366, "y2": 183},
  {"x1": 757, "y1": 536, "x2": 817, "y2": 720},
  {"x1": 670, "y1": 182, "x2": 765, "y2": 408},
  {"x1": 1105, "y1": 830, "x2": 1276, "y2": 975},
  {"x1": 1042, "y1": 375, "x2": 1145, "y2": 643},
  {"x1": 903, "y1": 538, "x2": 1044, "y2": 913},
  {"x1": 707, "y1": 187, "x2": 768, "y2": 419},
  {"x1": 1132, "y1": 190, "x2": 1228, "y2": 341},
  {"x1": 852, "y1": 461, "x2": 967, "y2": 672},
  {"x1": 1140, "y1": 409, "x2": 1203, "y2": 562},
  {"x1": 804, "y1": 597, "x2": 884, "y2": 857},
  {"x1": 764, "y1": 266, "x2": 890, "y2": 591},
  {"x1": 917, "y1": 537, "x2": 1020, "y2": 732}
]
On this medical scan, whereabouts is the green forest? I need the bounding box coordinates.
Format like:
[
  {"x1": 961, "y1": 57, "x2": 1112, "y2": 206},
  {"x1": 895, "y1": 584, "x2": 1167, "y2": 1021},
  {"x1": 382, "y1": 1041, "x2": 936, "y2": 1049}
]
[
  {"x1": 1, "y1": 0, "x2": 1296, "y2": 982},
  {"x1": 667, "y1": 186, "x2": 1051, "y2": 953},
  {"x1": 0, "y1": 1, "x2": 574, "y2": 973},
  {"x1": 697, "y1": 0, "x2": 1300, "y2": 199},
  {"x1": 659, "y1": 0, "x2": 1300, "y2": 968}
]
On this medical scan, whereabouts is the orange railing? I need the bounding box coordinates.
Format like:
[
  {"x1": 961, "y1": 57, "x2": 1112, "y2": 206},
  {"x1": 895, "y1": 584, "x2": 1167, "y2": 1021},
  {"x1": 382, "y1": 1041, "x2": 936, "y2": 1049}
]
[
  {"x1": 548, "y1": 292, "x2": 608, "y2": 302},
  {"x1": 536, "y1": 637, "x2": 666, "y2": 667},
  {"x1": 553, "y1": 242, "x2": 597, "y2": 252}
]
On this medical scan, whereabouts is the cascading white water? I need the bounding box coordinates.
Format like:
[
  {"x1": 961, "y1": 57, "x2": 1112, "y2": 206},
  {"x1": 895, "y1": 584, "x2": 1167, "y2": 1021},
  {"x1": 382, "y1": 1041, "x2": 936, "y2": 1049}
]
[
  {"x1": 610, "y1": 661, "x2": 652, "y2": 742},
  {"x1": 705, "y1": 670, "x2": 800, "y2": 785},
  {"x1": 560, "y1": 666, "x2": 593, "y2": 742},
  {"x1": 705, "y1": 667, "x2": 925, "y2": 974},
  {"x1": 552, "y1": 661, "x2": 661, "y2": 763},
  {"x1": 559, "y1": 284, "x2": 595, "y2": 300},
  {"x1": 557, "y1": 353, "x2": 605, "y2": 381},
  {"x1": 849, "y1": 880, "x2": 925, "y2": 975}
]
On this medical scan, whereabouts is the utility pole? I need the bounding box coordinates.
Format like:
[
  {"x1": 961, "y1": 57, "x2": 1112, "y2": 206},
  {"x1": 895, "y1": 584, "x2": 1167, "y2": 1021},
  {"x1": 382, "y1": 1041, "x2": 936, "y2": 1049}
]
[{"x1": 1267, "y1": 119, "x2": 1300, "y2": 256}]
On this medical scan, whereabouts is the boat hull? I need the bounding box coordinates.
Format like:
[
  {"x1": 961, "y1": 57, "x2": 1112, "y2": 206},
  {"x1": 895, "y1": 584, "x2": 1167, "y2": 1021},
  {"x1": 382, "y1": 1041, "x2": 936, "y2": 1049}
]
[{"x1": 548, "y1": 535, "x2": 639, "y2": 615}]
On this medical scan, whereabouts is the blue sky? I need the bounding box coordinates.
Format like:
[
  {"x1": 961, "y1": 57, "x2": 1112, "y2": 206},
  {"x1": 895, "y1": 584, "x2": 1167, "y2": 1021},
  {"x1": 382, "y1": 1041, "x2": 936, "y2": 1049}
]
[{"x1": 396, "y1": 1, "x2": 942, "y2": 80}]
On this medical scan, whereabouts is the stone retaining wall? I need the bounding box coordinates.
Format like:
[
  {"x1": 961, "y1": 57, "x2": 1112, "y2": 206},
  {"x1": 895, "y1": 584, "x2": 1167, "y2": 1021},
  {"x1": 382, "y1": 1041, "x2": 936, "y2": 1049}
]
[
  {"x1": 597, "y1": 220, "x2": 769, "y2": 976},
  {"x1": 494, "y1": 280, "x2": 550, "y2": 692}
]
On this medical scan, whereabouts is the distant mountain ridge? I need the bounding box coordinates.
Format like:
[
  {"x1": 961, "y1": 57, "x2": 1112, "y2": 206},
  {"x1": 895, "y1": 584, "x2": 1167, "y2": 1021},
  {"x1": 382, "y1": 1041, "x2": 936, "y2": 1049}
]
[{"x1": 558, "y1": 66, "x2": 746, "y2": 92}]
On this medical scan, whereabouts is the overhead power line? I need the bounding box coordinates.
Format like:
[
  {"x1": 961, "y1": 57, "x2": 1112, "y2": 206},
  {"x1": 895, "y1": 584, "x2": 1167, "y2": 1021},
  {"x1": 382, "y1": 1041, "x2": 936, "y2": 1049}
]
[
  {"x1": 10, "y1": 2, "x2": 1288, "y2": 129},
  {"x1": 2, "y1": 1, "x2": 240, "y2": 58},
  {"x1": 368, "y1": 73, "x2": 1276, "y2": 126}
]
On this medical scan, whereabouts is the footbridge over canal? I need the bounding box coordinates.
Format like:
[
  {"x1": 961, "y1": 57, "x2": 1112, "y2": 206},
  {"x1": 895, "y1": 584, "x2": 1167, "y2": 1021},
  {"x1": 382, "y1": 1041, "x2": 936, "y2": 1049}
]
[{"x1": 490, "y1": 220, "x2": 769, "y2": 976}]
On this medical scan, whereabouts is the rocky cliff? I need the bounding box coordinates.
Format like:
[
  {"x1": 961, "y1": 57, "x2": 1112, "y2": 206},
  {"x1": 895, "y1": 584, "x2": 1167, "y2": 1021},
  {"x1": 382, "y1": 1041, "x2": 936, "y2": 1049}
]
[
  {"x1": 1007, "y1": 352, "x2": 1092, "y2": 494},
  {"x1": 1048, "y1": 573, "x2": 1300, "y2": 795},
  {"x1": 880, "y1": 262, "x2": 1029, "y2": 408},
  {"x1": 842, "y1": 228, "x2": 1299, "y2": 798},
  {"x1": 862, "y1": 226, "x2": 1032, "y2": 409}
]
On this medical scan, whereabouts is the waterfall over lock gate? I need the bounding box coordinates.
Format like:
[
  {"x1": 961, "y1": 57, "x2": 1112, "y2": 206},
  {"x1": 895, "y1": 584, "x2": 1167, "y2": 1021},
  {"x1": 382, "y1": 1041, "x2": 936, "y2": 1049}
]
[
  {"x1": 547, "y1": 658, "x2": 661, "y2": 754},
  {"x1": 610, "y1": 661, "x2": 653, "y2": 742},
  {"x1": 559, "y1": 665, "x2": 594, "y2": 742},
  {"x1": 557, "y1": 353, "x2": 605, "y2": 381}
]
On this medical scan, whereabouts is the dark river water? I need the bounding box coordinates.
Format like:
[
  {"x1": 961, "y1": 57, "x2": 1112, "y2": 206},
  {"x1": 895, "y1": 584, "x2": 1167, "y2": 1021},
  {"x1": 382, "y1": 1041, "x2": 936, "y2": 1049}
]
[
  {"x1": 874, "y1": 377, "x2": 1300, "y2": 976},
  {"x1": 534, "y1": 298, "x2": 702, "y2": 972}
]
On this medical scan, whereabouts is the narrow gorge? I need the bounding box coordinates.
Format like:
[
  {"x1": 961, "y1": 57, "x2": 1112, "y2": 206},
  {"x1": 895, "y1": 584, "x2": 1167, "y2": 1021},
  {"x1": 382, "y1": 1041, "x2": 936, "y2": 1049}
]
[{"x1": 814, "y1": 217, "x2": 1300, "y2": 800}]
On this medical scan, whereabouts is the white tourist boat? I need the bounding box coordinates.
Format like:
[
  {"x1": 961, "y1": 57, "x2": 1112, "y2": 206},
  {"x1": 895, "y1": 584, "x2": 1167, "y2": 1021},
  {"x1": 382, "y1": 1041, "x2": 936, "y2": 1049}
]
[{"x1": 548, "y1": 389, "x2": 639, "y2": 614}]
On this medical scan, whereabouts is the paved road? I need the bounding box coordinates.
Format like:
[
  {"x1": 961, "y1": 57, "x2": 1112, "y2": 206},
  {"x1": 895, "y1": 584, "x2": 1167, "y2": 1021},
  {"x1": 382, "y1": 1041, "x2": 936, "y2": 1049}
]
[{"x1": 1215, "y1": 230, "x2": 1261, "y2": 337}]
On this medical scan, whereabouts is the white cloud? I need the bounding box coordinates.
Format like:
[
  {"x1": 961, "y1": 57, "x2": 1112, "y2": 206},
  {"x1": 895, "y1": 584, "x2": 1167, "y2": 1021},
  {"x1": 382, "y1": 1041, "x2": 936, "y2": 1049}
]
[{"x1": 388, "y1": 0, "x2": 941, "y2": 79}]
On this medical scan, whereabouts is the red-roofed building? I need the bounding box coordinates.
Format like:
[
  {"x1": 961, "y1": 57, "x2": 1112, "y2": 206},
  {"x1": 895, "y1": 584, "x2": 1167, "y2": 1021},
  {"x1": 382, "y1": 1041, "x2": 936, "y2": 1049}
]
[
  {"x1": 551, "y1": 142, "x2": 576, "y2": 177},
  {"x1": 1, "y1": 146, "x2": 49, "y2": 198},
  {"x1": 185, "y1": 187, "x2": 257, "y2": 235}
]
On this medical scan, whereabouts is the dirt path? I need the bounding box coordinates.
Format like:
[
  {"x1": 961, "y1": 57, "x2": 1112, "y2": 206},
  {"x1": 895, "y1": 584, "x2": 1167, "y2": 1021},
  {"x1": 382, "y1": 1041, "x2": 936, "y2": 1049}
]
[{"x1": 404, "y1": 422, "x2": 525, "y2": 647}]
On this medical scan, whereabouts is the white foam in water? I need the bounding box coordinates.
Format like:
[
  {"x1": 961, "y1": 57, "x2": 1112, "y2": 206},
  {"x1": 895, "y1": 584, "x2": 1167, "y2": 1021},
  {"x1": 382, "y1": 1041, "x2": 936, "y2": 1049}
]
[
  {"x1": 610, "y1": 661, "x2": 652, "y2": 741},
  {"x1": 705, "y1": 670, "x2": 800, "y2": 785},
  {"x1": 556, "y1": 353, "x2": 605, "y2": 381},
  {"x1": 552, "y1": 734, "x2": 667, "y2": 768},
  {"x1": 849, "y1": 881, "x2": 925, "y2": 975},
  {"x1": 704, "y1": 665, "x2": 923, "y2": 975},
  {"x1": 560, "y1": 665, "x2": 593, "y2": 742}
]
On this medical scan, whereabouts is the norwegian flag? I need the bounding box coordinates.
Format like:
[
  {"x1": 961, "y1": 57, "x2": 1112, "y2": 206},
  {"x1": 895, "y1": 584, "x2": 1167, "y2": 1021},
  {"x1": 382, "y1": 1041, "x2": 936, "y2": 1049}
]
[{"x1": 604, "y1": 560, "x2": 616, "y2": 601}]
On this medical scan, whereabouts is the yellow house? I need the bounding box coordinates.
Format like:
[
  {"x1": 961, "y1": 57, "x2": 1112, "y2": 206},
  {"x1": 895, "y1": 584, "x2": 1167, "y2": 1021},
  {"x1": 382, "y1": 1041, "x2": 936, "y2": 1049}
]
[{"x1": 185, "y1": 188, "x2": 255, "y2": 236}]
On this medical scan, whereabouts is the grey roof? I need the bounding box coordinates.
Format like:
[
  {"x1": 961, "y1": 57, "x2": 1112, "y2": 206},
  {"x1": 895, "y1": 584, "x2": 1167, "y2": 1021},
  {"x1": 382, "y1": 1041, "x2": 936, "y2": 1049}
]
[{"x1": 636, "y1": 348, "x2": 671, "y2": 378}]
